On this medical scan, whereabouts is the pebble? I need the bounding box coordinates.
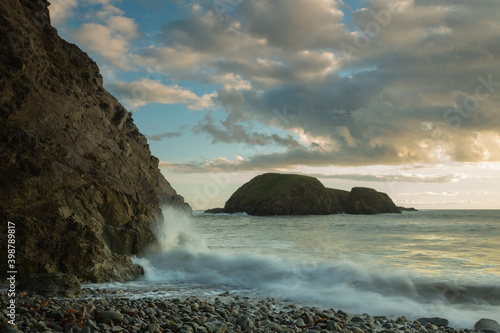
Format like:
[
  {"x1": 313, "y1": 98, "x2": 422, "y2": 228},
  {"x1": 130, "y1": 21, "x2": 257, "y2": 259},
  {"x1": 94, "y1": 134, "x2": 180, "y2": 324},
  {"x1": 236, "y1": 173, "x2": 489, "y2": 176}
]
[
  {"x1": 0, "y1": 288, "x2": 495, "y2": 333},
  {"x1": 96, "y1": 310, "x2": 124, "y2": 323}
]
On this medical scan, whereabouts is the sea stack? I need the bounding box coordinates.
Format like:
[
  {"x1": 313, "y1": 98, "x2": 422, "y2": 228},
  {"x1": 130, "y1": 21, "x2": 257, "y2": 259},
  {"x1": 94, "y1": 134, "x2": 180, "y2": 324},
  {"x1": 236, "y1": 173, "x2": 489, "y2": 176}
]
[{"x1": 0, "y1": 0, "x2": 190, "y2": 282}]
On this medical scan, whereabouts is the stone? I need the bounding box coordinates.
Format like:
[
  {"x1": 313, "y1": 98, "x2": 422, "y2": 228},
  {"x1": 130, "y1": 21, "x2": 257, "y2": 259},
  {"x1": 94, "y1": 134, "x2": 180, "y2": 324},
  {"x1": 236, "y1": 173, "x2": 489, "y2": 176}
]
[
  {"x1": 417, "y1": 317, "x2": 449, "y2": 327},
  {"x1": 301, "y1": 313, "x2": 315, "y2": 325},
  {"x1": 18, "y1": 273, "x2": 81, "y2": 298},
  {"x1": 165, "y1": 322, "x2": 182, "y2": 332},
  {"x1": 475, "y1": 319, "x2": 500, "y2": 333},
  {"x1": 0, "y1": 0, "x2": 191, "y2": 282},
  {"x1": 204, "y1": 321, "x2": 228, "y2": 333},
  {"x1": 236, "y1": 315, "x2": 252, "y2": 329},
  {"x1": 294, "y1": 318, "x2": 306, "y2": 327},
  {"x1": 96, "y1": 311, "x2": 124, "y2": 323},
  {"x1": 327, "y1": 320, "x2": 341, "y2": 331},
  {"x1": 0, "y1": 327, "x2": 21, "y2": 333},
  {"x1": 45, "y1": 310, "x2": 64, "y2": 321},
  {"x1": 351, "y1": 316, "x2": 366, "y2": 323},
  {"x1": 180, "y1": 325, "x2": 194, "y2": 333},
  {"x1": 146, "y1": 323, "x2": 160, "y2": 333}
]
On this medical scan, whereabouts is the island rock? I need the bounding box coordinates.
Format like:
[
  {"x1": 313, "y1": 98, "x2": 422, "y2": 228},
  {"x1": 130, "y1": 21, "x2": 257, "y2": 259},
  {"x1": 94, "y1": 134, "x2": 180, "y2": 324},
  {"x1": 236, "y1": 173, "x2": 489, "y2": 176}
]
[{"x1": 210, "y1": 173, "x2": 401, "y2": 216}]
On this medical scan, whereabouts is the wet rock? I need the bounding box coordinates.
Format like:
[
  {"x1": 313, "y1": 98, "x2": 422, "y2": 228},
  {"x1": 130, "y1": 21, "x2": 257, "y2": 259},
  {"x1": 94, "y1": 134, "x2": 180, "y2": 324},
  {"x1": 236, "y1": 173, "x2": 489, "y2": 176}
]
[
  {"x1": 294, "y1": 318, "x2": 306, "y2": 327},
  {"x1": 0, "y1": 327, "x2": 21, "y2": 333},
  {"x1": 475, "y1": 319, "x2": 500, "y2": 333},
  {"x1": 236, "y1": 315, "x2": 252, "y2": 329},
  {"x1": 301, "y1": 312, "x2": 315, "y2": 325},
  {"x1": 18, "y1": 273, "x2": 81, "y2": 298},
  {"x1": 327, "y1": 320, "x2": 341, "y2": 331},
  {"x1": 0, "y1": 0, "x2": 191, "y2": 282},
  {"x1": 204, "y1": 321, "x2": 228, "y2": 333},
  {"x1": 97, "y1": 310, "x2": 124, "y2": 323},
  {"x1": 146, "y1": 323, "x2": 160, "y2": 333},
  {"x1": 351, "y1": 316, "x2": 366, "y2": 323},
  {"x1": 418, "y1": 317, "x2": 449, "y2": 327}
]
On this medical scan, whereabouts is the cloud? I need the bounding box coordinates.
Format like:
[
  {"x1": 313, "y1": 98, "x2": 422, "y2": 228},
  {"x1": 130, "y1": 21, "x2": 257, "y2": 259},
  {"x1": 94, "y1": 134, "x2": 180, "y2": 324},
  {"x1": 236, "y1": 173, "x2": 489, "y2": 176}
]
[
  {"x1": 58, "y1": 0, "x2": 500, "y2": 167},
  {"x1": 304, "y1": 173, "x2": 465, "y2": 184},
  {"x1": 49, "y1": 0, "x2": 78, "y2": 26},
  {"x1": 193, "y1": 113, "x2": 301, "y2": 148},
  {"x1": 398, "y1": 191, "x2": 461, "y2": 196},
  {"x1": 159, "y1": 149, "x2": 472, "y2": 184},
  {"x1": 106, "y1": 79, "x2": 215, "y2": 110},
  {"x1": 71, "y1": 23, "x2": 134, "y2": 69},
  {"x1": 151, "y1": 0, "x2": 500, "y2": 166},
  {"x1": 159, "y1": 156, "x2": 247, "y2": 174},
  {"x1": 398, "y1": 199, "x2": 475, "y2": 206},
  {"x1": 146, "y1": 132, "x2": 183, "y2": 141},
  {"x1": 66, "y1": 1, "x2": 139, "y2": 70}
]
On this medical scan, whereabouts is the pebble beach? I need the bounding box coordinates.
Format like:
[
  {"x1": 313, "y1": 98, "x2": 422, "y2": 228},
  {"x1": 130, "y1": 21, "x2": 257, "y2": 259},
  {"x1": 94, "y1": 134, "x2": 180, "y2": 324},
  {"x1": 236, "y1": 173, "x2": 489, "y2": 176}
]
[{"x1": 2, "y1": 288, "x2": 498, "y2": 333}]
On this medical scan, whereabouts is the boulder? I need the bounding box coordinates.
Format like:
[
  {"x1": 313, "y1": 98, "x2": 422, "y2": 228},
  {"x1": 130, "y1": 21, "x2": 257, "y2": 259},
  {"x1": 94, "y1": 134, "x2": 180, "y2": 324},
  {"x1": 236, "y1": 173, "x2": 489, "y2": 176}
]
[
  {"x1": 0, "y1": 0, "x2": 191, "y2": 282},
  {"x1": 475, "y1": 319, "x2": 500, "y2": 333},
  {"x1": 417, "y1": 317, "x2": 449, "y2": 328},
  {"x1": 18, "y1": 273, "x2": 81, "y2": 298}
]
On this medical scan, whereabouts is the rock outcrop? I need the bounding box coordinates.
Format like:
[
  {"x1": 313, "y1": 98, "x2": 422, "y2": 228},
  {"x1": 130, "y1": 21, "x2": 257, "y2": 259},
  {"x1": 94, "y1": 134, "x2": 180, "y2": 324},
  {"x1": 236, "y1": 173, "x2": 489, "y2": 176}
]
[
  {"x1": 208, "y1": 173, "x2": 401, "y2": 216},
  {"x1": 18, "y1": 273, "x2": 82, "y2": 298},
  {"x1": 223, "y1": 173, "x2": 341, "y2": 216},
  {"x1": 344, "y1": 187, "x2": 401, "y2": 215},
  {"x1": 0, "y1": 0, "x2": 190, "y2": 282}
]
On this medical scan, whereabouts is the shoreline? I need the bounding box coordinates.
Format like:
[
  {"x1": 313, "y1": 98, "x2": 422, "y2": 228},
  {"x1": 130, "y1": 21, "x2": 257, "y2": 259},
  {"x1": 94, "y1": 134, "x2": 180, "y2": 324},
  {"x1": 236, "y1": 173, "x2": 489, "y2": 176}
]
[{"x1": 1, "y1": 287, "x2": 493, "y2": 333}]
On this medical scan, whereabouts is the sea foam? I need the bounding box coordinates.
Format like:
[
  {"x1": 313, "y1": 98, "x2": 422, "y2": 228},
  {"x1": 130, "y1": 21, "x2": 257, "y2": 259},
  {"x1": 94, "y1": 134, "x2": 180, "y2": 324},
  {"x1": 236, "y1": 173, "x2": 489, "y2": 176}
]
[{"x1": 131, "y1": 208, "x2": 500, "y2": 328}]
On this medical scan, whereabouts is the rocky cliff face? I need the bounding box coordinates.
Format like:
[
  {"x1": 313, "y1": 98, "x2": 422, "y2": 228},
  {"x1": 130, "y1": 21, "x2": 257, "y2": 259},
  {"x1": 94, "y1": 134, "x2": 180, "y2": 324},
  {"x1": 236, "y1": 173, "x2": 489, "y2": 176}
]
[
  {"x1": 0, "y1": 0, "x2": 190, "y2": 282},
  {"x1": 214, "y1": 173, "x2": 401, "y2": 216}
]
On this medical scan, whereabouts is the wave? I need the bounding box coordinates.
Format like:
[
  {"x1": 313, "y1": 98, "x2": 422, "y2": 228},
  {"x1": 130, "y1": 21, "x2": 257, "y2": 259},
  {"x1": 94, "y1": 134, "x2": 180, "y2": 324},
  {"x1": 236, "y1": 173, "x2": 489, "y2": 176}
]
[{"x1": 133, "y1": 207, "x2": 500, "y2": 329}]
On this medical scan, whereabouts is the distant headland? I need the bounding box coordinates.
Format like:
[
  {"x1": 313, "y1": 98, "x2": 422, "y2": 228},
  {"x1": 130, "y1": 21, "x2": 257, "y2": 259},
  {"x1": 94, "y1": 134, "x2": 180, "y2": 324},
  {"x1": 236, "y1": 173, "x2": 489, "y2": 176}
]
[{"x1": 205, "y1": 173, "x2": 415, "y2": 216}]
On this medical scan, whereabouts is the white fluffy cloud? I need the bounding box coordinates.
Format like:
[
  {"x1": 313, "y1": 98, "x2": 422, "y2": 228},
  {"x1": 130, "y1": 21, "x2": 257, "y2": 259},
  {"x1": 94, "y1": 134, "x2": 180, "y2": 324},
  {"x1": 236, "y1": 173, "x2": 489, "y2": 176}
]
[
  {"x1": 49, "y1": 0, "x2": 78, "y2": 25},
  {"x1": 68, "y1": 1, "x2": 139, "y2": 70},
  {"x1": 107, "y1": 79, "x2": 216, "y2": 111},
  {"x1": 54, "y1": 0, "x2": 500, "y2": 169}
]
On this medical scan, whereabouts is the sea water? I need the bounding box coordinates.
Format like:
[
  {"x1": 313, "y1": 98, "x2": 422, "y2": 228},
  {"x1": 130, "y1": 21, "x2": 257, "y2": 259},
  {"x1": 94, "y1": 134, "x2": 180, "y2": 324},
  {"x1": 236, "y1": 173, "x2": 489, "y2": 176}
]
[{"x1": 98, "y1": 208, "x2": 500, "y2": 328}]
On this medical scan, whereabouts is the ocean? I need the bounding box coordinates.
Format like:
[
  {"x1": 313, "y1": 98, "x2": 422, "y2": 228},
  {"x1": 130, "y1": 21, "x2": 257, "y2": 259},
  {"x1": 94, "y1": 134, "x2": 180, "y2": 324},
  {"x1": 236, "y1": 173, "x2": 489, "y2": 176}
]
[{"x1": 97, "y1": 208, "x2": 500, "y2": 329}]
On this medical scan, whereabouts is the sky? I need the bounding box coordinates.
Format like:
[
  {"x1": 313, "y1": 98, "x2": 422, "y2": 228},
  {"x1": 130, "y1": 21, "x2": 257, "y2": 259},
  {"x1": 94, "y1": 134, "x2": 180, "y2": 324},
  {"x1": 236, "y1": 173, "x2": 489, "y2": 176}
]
[{"x1": 49, "y1": 0, "x2": 500, "y2": 210}]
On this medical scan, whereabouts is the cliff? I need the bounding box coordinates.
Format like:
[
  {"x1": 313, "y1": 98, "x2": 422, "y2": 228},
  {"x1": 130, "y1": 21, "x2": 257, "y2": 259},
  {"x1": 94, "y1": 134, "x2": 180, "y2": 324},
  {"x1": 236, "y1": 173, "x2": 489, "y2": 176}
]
[
  {"x1": 209, "y1": 173, "x2": 401, "y2": 216},
  {"x1": 0, "y1": 0, "x2": 190, "y2": 282}
]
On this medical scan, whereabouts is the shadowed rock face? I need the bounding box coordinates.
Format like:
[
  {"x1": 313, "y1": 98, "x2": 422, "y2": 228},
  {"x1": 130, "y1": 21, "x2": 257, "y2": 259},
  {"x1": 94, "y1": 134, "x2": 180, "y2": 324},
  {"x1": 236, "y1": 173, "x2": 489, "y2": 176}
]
[
  {"x1": 214, "y1": 173, "x2": 401, "y2": 216},
  {"x1": 345, "y1": 187, "x2": 401, "y2": 215},
  {"x1": 0, "y1": 0, "x2": 191, "y2": 282}
]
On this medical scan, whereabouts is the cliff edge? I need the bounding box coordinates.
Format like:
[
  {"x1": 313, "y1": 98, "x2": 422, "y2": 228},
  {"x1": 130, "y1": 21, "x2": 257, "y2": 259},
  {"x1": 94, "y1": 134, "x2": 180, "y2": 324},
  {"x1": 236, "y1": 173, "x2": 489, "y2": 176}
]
[{"x1": 0, "y1": 0, "x2": 190, "y2": 282}]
